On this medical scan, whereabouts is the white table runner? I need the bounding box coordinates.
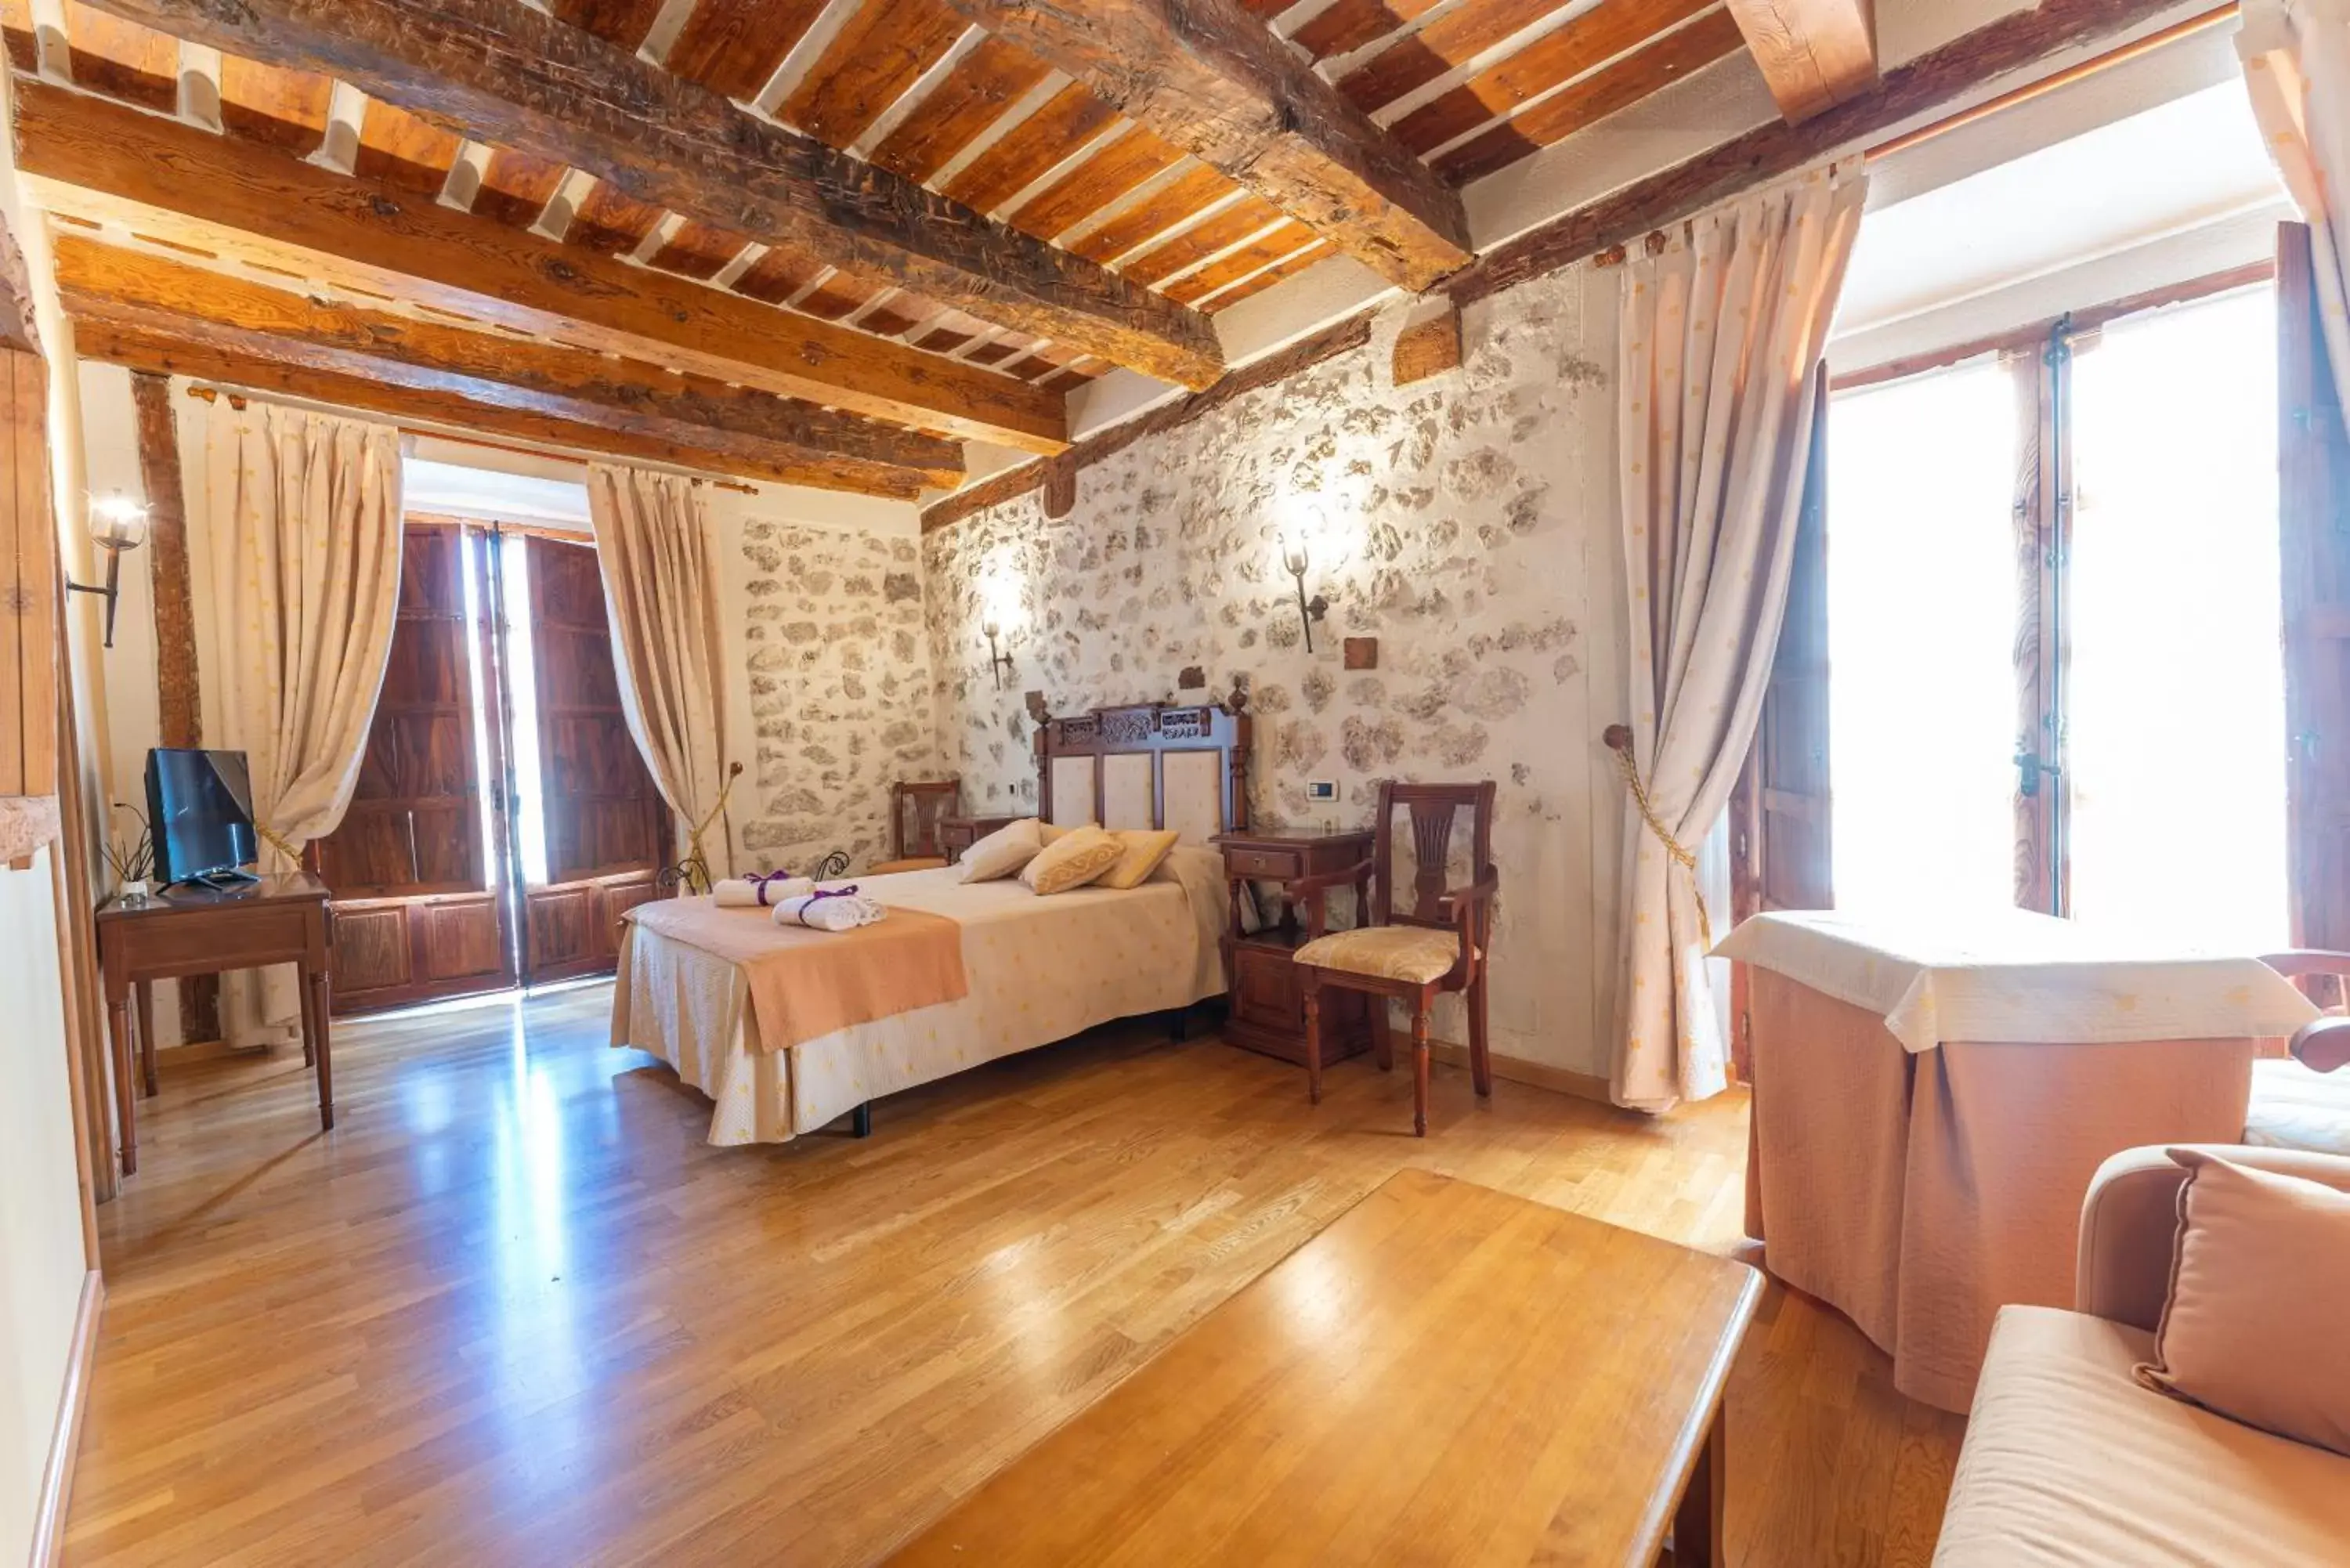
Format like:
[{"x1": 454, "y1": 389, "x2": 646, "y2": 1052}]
[{"x1": 1713, "y1": 909, "x2": 2318, "y2": 1053}]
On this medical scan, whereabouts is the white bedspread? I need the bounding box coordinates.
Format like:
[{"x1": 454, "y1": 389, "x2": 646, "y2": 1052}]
[
  {"x1": 1713, "y1": 909, "x2": 2316, "y2": 1053},
  {"x1": 612, "y1": 848, "x2": 1230, "y2": 1144}
]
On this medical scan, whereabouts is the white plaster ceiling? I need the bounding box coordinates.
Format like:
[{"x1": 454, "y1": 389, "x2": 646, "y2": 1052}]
[{"x1": 1834, "y1": 80, "x2": 2288, "y2": 345}]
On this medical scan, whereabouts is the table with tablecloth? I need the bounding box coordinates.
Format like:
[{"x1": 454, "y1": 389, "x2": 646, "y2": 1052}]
[{"x1": 1715, "y1": 909, "x2": 2318, "y2": 1413}]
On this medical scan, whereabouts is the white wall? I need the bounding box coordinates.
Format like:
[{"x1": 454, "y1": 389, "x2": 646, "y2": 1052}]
[{"x1": 0, "y1": 63, "x2": 96, "y2": 1568}]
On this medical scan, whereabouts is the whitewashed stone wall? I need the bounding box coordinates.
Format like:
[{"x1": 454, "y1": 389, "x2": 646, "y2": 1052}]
[
  {"x1": 732, "y1": 521, "x2": 936, "y2": 874},
  {"x1": 923, "y1": 265, "x2": 1632, "y2": 1078}
]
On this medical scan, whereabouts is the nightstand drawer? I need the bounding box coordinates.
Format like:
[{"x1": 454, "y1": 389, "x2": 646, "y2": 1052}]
[{"x1": 1225, "y1": 847, "x2": 1302, "y2": 880}]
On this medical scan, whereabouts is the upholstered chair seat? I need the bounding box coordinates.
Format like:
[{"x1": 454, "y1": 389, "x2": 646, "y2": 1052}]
[{"x1": 1293, "y1": 927, "x2": 1470, "y2": 986}]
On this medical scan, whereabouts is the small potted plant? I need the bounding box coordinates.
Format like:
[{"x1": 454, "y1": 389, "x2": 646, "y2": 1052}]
[{"x1": 106, "y1": 801, "x2": 156, "y2": 904}]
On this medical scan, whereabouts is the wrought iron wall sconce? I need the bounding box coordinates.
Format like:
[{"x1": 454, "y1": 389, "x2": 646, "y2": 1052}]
[
  {"x1": 982, "y1": 617, "x2": 1016, "y2": 689},
  {"x1": 66, "y1": 493, "x2": 150, "y2": 649},
  {"x1": 1279, "y1": 531, "x2": 1330, "y2": 652}
]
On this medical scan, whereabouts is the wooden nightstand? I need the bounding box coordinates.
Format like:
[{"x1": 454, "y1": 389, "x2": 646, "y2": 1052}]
[
  {"x1": 1211, "y1": 829, "x2": 1376, "y2": 1068},
  {"x1": 938, "y1": 815, "x2": 1025, "y2": 864}
]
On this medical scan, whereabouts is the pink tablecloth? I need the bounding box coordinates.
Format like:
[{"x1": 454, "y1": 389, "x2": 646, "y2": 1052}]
[{"x1": 1744, "y1": 969, "x2": 2254, "y2": 1413}]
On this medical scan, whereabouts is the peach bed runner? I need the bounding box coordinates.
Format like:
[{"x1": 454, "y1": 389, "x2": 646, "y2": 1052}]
[{"x1": 626, "y1": 896, "x2": 967, "y2": 1053}]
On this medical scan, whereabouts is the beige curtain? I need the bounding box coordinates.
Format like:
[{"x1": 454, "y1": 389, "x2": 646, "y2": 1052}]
[
  {"x1": 191, "y1": 399, "x2": 403, "y2": 1050},
  {"x1": 586, "y1": 463, "x2": 732, "y2": 880},
  {"x1": 2242, "y1": 0, "x2": 2350, "y2": 420},
  {"x1": 1613, "y1": 161, "x2": 1867, "y2": 1111}
]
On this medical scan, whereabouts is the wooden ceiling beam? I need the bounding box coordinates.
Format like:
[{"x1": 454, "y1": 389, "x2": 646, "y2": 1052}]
[
  {"x1": 935, "y1": 0, "x2": 1472, "y2": 291},
  {"x1": 77, "y1": 316, "x2": 935, "y2": 497},
  {"x1": 1726, "y1": 0, "x2": 1880, "y2": 121},
  {"x1": 52, "y1": 233, "x2": 966, "y2": 487},
  {"x1": 14, "y1": 78, "x2": 1069, "y2": 453},
  {"x1": 65, "y1": 0, "x2": 1225, "y2": 387}
]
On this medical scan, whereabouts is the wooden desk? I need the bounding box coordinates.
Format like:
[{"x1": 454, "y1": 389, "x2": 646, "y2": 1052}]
[
  {"x1": 886, "y1": 1169, "x2": 1762, "y2": 1568},
  {"x1": 96, "y1": 873, "x2": 334, "y2": 1175},
  {"x1": 1211, "y1": 828, "x2": 1374, "y2": 1068}
]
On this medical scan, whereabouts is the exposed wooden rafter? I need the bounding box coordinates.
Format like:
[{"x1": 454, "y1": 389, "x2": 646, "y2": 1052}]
[
  {"x1": 935, "y1": 0, "x2": 1472, "y2": 291},
  {"x1": 1725, "y1": 0, "x2": 1881, "y2": 121},
  {"x1": 14, "y1": 79, "x2": 1069, "y2": 453},
  {"x1": 66, "y1": 0, "x2": 1227, "y2": 388},
  {"x1": 75, "y1": 316, "x2": 943, "y2": 499},
  {"x1": 53, "y1": 235, "x2": 965, "y2": 493}
]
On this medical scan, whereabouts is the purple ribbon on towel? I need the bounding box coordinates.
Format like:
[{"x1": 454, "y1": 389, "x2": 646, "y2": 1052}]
[
  {"x1": 742, "y1": 871, "x2": 797, "y2": 906},
  {"x1": 783, "y1": 884, "x2": 862, "y2": 929}
]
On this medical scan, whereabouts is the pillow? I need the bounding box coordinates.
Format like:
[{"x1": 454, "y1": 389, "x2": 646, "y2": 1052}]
[
  {"x1": 960, "y1": 818, "x2": 1043, "y2": 883},
  {"x1": 2132, "y1": 1148, "x2": 2350, "y2": 1456},
  {"x1": 1095, "y1": 829, "x2": 1180, "y2": 891},
  {"x1": 1038, "y1": 819, "x2": 1094, "y2": 846},
  {"x1": 1018, "y1": 826, "x2": 1124, "y2": 895}
]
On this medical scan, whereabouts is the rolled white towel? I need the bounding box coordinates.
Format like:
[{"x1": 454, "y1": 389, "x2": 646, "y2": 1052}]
[
  {"x1": 771, "y1": 887, "x2": 888, "y2": 932},
  {"x1": 714, "y1": 874, "x2": 812, "y2": 909}
]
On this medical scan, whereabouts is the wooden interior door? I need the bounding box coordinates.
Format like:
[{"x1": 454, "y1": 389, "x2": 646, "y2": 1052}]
[
  {"x1": 311, "y1": 520, "x2": 515, "y2": 1013},
  {"x1": 517, "y1": 533, "x2": 667, "y2": 984},
  {"x1": 2280, "y1": 221, "x2": 2350, "y2": 948}
]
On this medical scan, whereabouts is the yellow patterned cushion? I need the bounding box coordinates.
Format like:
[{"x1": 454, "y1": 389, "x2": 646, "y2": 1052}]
[
  {"x1": 1294, "y1": 926, "x2": 1462, "y2": 985},
  {"x1": 1038, "y1": 819, "x2": 1092, "y2": 845},
  {"x1": 1095, "y1": 829, "x2": 1180, "y2": 891},
  {"x1": 1019, "y1": 826, "x2": 1125, "y2": 895}
]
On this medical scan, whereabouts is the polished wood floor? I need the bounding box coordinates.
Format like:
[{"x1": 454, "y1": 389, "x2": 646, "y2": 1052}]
[{"x1": 70, "y1": 988, "x2": 1965, "y2": 1566}]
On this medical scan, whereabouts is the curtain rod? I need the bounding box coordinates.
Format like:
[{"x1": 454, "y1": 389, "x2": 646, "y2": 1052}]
[{"x1": 1595, "y1": 2, "x2": 2240, "y2": 266}]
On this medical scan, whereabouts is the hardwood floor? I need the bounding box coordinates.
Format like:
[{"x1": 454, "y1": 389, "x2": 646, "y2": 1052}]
[{"x1": 70, "y1": 988, "x2": 1965, "y2": 1566}]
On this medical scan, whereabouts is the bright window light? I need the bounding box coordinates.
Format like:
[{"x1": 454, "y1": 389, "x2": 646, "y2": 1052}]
[
  {"x1": 2068, "y1": 287, "x2": 2287, "y2": 951},
  {"x1": 500, "y1": 533, "x2": 552, "y2": 887},
  {"x1": 1827, "y1": 357, "x2": 2022, "y2": 917}
]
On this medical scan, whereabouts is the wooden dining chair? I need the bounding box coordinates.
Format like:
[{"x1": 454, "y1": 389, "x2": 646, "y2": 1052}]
[
  {"x1": 870, "y1": 778, "x2": 961, "y2": 875},
  {"x1": 1293, "y1": 780, "x2": 1499, "y2": 1136},
  {"x1": 2247, "y1": 951, "x2": 2350, "y2": 1154}
]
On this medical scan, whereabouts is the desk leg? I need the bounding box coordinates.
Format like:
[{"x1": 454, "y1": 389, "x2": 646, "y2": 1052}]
[
  {"x1": 1672, "y1": 1405, "x2": 1726, "y2": 1568},
  {"x1": 106, "y1": 986, "x2": 138, "y2": 1177},
  {"x1": 309, "y1": 963, "x2": 334, "y2": 1132},
  {"x1": 298, "y1": 965, "x2": 317, "y2": 1069},
  {"x1": 135, "y1": 980, "x2": 159, "y2": 1098}
]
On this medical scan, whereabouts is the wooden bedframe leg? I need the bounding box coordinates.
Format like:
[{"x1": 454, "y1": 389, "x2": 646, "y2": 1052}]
[{"x1": 851, "y1": 1103, "x2": 872, "y2": 1139}]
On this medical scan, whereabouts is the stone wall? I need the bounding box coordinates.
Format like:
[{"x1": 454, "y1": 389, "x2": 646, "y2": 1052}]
[
  {"x1": 730, "y1": 520, "x2": 937, "y2": 875},
  {"x1": 923, "y1": 265, "x2": 1632, "y2": 1077}
]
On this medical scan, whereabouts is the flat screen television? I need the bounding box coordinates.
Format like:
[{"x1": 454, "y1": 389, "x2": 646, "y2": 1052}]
[{"x1": 146, "y1": 747, "x2": 260, "y2": 888}]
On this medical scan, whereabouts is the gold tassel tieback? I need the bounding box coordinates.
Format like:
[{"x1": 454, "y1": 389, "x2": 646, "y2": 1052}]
[{"x1": 1603, "y1": 724, "x2": 1712, "y2": 951}]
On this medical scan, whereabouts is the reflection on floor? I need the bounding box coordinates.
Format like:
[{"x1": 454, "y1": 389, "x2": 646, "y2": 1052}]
[{"x1": 71, "y1": 987, "x2": 1965, "y2": 1566}]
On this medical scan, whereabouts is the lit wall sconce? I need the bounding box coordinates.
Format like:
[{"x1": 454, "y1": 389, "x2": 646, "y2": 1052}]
[
  {"x1": 1279, "y1": 529, "x2": 1331, "y2": 653},
  {"x1": 67, "y1": 493, "x2": 150, "y2": 649},
  {"x1": 982, "y1": 616, "x2": 1015, "y2": 689}
]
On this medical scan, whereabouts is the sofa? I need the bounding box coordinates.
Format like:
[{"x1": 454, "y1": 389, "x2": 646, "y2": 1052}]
[{"x1": 1932, "y1": 1144, "x2": 2350, "y2": 1566}]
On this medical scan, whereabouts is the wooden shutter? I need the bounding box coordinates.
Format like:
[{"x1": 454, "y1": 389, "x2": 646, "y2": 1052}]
[
  {"x1": 311, "y1": 521, "x2": 515, "y2": 1011},
  {"x1": 1729, "y1": 362, "x2": 1833, "y2": 1076},
  {"x1": 2280, "y1": 221, "x2": 2350, "y2": 948},
  {"x1": 1731, "y1": 360, "x2": 1835, "y2": 921},
  {"x1": 519, "y1": 533, "x2": 667, "y2": 983}
]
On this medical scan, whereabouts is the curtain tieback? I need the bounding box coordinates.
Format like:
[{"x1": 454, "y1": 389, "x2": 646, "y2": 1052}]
[
  {"x1": 1603, "y1": 725, "x2": 1713, "y2": 950},
  {"x1": 254, "y1": 821, "x2": 303, "y2": 869},
  {"x1": 674, "y1": 761, "x2": 746, "y2": 894}
]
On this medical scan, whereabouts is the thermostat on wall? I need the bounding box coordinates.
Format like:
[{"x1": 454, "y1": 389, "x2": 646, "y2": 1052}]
[{"x1": 1306, "y1": 781, "x2": 1338, "y2": 803}]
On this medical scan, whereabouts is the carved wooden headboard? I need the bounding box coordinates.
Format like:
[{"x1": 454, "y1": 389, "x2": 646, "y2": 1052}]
[{"x1": 1034, "y1": 703, "x2": 1251, "y2": 844}]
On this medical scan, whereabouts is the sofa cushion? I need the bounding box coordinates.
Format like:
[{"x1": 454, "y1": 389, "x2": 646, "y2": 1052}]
[
  {"x1": 1933, "y1": 1306, "x2": 2350, "y2": 1566},
  {"x1": 2135, "y1": 1149, "x2": 2350, "y2": 1456}
]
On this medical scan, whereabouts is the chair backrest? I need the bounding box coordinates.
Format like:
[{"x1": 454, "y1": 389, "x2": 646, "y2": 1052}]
[
  {"x1": 891, "y1": 779, "x2": 961, "y2": 861},
  {"x1": 1370, "y1": 780, "x2": 1497, "y2": 930}
]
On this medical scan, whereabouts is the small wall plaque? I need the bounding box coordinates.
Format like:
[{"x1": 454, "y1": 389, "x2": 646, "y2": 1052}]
[{"x1": 1343, "y1": 637, "x2": 1379, "y2": 670}]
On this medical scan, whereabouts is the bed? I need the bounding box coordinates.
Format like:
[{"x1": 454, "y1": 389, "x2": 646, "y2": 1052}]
[{"x1": 610, "y1": 703, "x2": 1252, "y2": 1145}]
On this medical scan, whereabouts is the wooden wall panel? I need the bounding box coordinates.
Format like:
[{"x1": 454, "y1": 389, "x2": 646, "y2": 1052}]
[{"x1": 2, "y1": 346, "x2": 54, "y2": 800}]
